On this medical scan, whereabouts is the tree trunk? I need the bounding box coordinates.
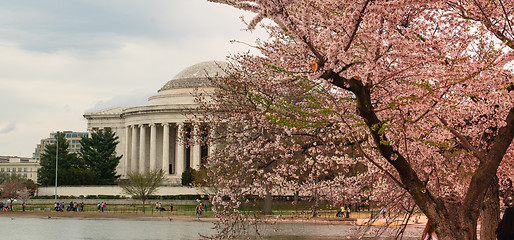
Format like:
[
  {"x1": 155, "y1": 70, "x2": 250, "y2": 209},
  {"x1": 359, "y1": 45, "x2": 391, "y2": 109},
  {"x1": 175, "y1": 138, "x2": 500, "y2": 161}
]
[
  {"x1": 480, "y1": 176, "x2": 500, "y2": 240},
  {"x1": 326, "y1": 74, "x2": 514, "y2": 240},
  {"x1": 417, "y1": 198, "x2": 476, "y2": 240},
  {"x1": 311, "y1": 187, "x2": 318, "y2": 218},
  {"x1": 294, "y1": 190, "x2": 299, "y2": 214},
  {"x1": 262, "y1": 184, "x2": 273, "y2": 215}
]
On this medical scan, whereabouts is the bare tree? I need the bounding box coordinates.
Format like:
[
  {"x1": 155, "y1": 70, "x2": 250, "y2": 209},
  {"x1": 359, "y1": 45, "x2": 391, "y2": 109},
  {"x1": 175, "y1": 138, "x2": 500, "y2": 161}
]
[{"x1": 119, "y1": 170, "x2": 165, "y2": 213}]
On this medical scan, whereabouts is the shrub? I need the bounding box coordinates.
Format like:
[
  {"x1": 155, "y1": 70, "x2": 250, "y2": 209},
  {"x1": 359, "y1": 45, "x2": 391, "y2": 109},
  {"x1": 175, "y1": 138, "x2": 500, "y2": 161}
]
[{"x1": 181, "y1": 168, "x2": 197, "y2": 186}]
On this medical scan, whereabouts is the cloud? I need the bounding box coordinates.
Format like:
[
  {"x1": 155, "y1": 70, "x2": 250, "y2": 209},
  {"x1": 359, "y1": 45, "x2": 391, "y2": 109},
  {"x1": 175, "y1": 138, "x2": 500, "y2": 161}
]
[
  {"x1": 0, "y1": 122, "x2": 16, "y2": 134},
  {"x1": 0, "y1": 1, "x2": 163, "y2": 52},
  {"x1": 0, "y1": 0, "x2": 267, "y2": 158},
  {"x1": 85, "y1": 89, "x2": 155, "y2": 113},
  {"x1": 0, "y1": 0, "x2": 257, "y2": 53}
]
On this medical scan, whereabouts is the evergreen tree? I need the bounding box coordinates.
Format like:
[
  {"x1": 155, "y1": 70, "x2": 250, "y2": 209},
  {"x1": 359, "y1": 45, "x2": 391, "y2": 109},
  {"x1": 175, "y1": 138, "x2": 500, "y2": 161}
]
[
  {"x1": 38, "y1": 132, "x2": 94, "y2": 186},
  {"x1": 79, "y1": 129, "x2": 122, "y2": 185}
]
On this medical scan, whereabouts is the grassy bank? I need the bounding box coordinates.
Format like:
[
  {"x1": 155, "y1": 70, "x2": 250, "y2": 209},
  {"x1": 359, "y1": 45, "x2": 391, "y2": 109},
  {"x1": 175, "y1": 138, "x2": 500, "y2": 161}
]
[
  {"x1": 0, "y1": 201, "x2": 382, "y2": 221},
  {"x1": 2, "y1": 203, "x2": 212, "y2": 217}
]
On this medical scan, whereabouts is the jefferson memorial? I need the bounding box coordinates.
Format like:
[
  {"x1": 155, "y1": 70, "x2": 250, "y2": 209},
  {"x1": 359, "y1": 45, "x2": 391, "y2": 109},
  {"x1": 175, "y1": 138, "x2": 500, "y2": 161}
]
[{"x1": 84, "y1": 61, "x2": 225, "y2": 185}]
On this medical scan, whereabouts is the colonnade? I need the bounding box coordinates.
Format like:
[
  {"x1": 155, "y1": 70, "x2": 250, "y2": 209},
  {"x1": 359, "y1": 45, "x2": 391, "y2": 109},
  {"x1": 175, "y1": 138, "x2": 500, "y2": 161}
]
[{"x1": 123, "y1": 123, "x2": 205, "y2": 177}]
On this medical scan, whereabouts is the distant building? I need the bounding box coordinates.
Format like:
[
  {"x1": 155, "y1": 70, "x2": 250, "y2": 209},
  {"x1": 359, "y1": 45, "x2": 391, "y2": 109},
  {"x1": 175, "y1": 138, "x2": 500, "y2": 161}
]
[
  {"x1": 32, "y1": 131, "x2": 89, "y2": 162},
  {"x1": 0, "y1": 156, "x2": 39, "y2": 183}
]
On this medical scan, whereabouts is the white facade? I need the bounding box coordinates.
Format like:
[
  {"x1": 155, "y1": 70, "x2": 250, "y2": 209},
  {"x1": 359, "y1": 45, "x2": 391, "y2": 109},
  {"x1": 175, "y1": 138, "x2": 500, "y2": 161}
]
[{"x1": 83, "y1": 61, "x2": 225, "y2": 185}]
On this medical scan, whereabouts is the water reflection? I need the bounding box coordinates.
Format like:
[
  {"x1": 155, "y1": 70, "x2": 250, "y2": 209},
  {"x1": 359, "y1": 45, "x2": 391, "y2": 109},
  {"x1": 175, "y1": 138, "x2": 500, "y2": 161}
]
[
  {"x1": 0, "y1": 217, "x2": 214, "y2": 240},
  {"x1": 0, "y1": 217, "x2": 421, "y2": 240},
  {"x1": 239, "y1": 222, "x2": 422, "y2": 240}
]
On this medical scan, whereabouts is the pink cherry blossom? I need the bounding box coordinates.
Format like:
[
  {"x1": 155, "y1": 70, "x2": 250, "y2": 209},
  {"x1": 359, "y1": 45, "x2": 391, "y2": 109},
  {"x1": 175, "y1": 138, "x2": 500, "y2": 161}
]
[{"x1": 193, "y1": 1, "x2": 514, "y2": 239}]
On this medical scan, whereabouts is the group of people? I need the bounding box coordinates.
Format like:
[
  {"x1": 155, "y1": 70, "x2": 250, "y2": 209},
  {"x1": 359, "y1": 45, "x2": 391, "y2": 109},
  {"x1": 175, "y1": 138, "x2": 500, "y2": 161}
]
[
  {"x1": 97, "y1": 202, "x2": 107, "y2": 212},
  {"x1": 0, "y1": 202, "x2": 12, "y2": 211},
  {"x1": 154, "y1": 202, "x2": 166, "y2": 211},
  {"x1": 336, "y1": 204, "x2": 351, "y2": 218},
  {"x1": 195, "y1": 203, "x2": 208, "y2": 216},
  {"x1": 154, "y1": 202, "x2": 175, "y2": 214},
  {"x1": 54, "y1": 202, "x2": 84, "y2": 212}
]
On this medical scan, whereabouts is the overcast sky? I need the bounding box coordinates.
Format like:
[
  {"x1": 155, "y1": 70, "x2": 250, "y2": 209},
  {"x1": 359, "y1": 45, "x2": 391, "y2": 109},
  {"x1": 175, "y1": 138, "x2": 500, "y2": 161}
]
[{"x1": 0, "y1": 0, "x2": 264, "y2": 157}]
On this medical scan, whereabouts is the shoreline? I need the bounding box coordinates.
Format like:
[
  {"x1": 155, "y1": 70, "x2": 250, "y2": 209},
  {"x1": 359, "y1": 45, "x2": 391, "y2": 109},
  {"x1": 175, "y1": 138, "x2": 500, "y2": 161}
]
[
  {"x1": 0, "y1": 211, "x2": 426, "y2": 229},
  {"x1": 0, "y1": 211, "x2": 215, "y2": 222}
]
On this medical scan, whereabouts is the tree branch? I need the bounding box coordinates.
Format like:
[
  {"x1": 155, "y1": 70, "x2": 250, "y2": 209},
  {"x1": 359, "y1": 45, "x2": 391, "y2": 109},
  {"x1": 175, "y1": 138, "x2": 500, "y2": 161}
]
[
  {"x1": 437, "y1": 115, "x2": 485, "y2": 161},
  {"x1": 345, "y1": 0, "x2": 372, "y2": 52},
  {"x1": 463, "y1": 106, "x2": 514, "y2": 215},
  {"x1": 353, "y1": 140, "x2": 405, "y2": 189},
  {"x1": 454, "y1": 0, "x2": 514, "y2": 49},
  {"x1": 319, "y1": 72, "x2": 440, "y2": 222}
]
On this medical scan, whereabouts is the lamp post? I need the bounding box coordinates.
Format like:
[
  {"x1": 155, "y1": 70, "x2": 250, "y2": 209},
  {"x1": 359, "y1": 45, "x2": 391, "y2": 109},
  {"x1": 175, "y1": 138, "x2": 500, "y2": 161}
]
[{"x1": 54, "y1": 133, "x2": 58, "y2": 203}]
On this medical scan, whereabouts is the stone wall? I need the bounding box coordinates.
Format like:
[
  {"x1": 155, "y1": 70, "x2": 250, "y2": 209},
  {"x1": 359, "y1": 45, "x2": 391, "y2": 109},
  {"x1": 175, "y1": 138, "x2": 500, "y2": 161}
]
[
  {"x1": 21, "y1": 199, "x2": 199, "y2": 205},
  {"x1": 36, "y1": 186, "x2": 209, "y2": 197}
]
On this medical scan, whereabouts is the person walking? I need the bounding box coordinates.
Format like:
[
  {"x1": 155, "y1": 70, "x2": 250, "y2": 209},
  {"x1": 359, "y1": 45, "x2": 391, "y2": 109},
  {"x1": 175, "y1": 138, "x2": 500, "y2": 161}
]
[
  {"x1": 496, "y1": 200, "x2": 514, "y2": 240},
  {"x1": 380, "y1": 207, "x2": 387, "y2": 218},
  {"x1": 196, "y1": 204, "x2": 202, "y2": 215},
  {"x1": 170, "y1": 203, "x2": 174, "y2": 214},
  {"x1": 339, "y1": 205, "x2": 345, "y2": 217},
  {"x1": 336, "y1": 207, "x2": 342, "y2": 217},
  {"x1": 421, "y1": 220, "x2": 438, "y2": 240}
]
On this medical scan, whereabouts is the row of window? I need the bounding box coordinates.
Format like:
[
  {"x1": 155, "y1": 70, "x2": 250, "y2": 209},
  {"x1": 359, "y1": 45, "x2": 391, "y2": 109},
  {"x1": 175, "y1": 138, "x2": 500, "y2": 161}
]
[
  {"x1": 42, "y1": 139, "x2": 83, "y2": 145},
  {"x1": 4, "y1": 173, "x2": 30, "y2": 178},
  {"x1": 35, "y1": 143, "x2": 82, "y2": 153},
  {"x1": 50, "y1": 132, "x2": 88, "y2": 139},
  {"x1": 0, "y1": 167, "x2": 32, "y2": 172}
]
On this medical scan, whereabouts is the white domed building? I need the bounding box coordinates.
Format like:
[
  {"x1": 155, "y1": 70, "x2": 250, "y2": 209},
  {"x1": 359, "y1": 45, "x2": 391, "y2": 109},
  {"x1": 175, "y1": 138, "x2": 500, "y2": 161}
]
[{"x1": 84, "y1": 61, "x2": 227, "y2": 185}]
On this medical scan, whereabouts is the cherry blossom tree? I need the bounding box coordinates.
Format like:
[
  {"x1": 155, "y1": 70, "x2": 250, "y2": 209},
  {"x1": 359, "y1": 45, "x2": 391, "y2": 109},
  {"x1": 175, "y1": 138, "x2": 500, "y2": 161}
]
[
  {"x1": 0, "y1": 180, "x2": 29, "y2": 200},
  {"x1": 192, "y1": 60, "x2": 376, "y2": 236},
  {"x1": 199, "y1": 1, "x2": 514, "y2": 239},
  {"x1": 194, "y1": 59, "x2": 391, "y2": 238}
]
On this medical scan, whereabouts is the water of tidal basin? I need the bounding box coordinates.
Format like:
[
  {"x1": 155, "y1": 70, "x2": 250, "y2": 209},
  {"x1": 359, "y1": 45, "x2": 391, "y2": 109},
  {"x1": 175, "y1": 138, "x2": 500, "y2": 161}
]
[{"x1": 0, "y1": 216, "x2": 422, "y2": 240}]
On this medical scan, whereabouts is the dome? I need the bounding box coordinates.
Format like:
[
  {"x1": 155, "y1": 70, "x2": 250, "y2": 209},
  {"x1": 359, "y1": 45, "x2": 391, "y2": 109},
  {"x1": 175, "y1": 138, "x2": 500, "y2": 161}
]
[
  {"x1": 148, "y1": 61, "x2": 228, "y2": 106},
  {"x1": 158, "y1": 61, "x2": 228, "y2": 92}
]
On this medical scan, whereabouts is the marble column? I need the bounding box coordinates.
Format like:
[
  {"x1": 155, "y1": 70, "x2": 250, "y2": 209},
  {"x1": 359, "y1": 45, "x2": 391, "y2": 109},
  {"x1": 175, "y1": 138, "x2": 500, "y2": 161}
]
[
  {"x1": 149, "y1": 123, "x2": 157, "y2": 171},
  {"x1": 192, "y1": 124, "x2": 201, "y2": 170},
  {"x1": 125, "y1": 126, "x2": 131, "y2": 175},
  {"x1": 139, "y1": 124, "x2": 147, "y2": 173},
  {"x1": 162, "y1": 123, "x2": 170, "y2": 174},
  {"x1": 131, "y1": 125, "x2": 139, "y2": 173},
  {"x1": 175, "y1": 123, "x2": 184, "y2": 177},
  {"x1": 208, "y1": 125, "x2": 215, "y2": 156}
]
